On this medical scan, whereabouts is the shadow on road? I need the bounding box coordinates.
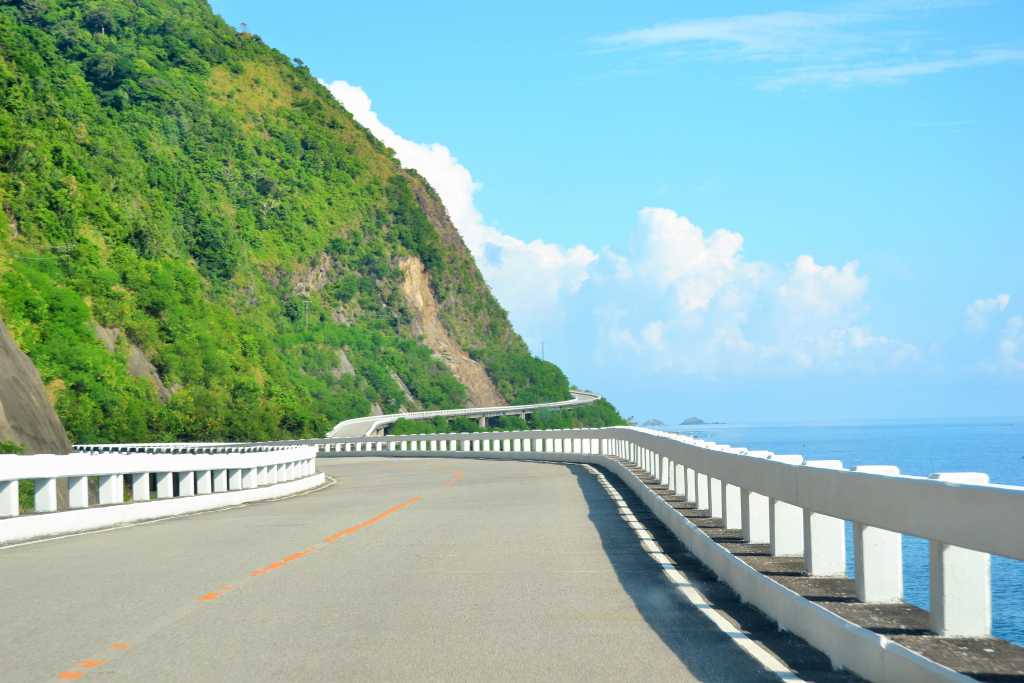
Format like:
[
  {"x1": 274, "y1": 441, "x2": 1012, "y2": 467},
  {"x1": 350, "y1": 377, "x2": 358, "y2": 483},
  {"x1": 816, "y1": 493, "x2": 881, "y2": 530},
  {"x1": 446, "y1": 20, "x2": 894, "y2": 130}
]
[{"x1": 563, "y1": 462, "x2": 857, "y2": 683}]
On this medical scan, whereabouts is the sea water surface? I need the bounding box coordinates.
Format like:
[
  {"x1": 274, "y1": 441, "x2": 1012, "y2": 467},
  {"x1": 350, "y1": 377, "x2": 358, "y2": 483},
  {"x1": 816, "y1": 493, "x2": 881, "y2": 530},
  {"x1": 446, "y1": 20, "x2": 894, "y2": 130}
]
[{"x1": 670, "y1": 418, "x2": 1024, "y2": 645}]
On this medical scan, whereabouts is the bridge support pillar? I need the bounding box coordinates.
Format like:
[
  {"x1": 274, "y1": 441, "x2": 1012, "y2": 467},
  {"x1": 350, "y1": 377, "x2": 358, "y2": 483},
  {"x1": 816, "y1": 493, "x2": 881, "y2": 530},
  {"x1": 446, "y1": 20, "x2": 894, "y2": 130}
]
[
  {"x1": 478, "y1": 416, "x2": 486, "y2": 428},
  {"x1": 212, "y1": 469, "x2": 227, "y2": 492},
  {"x1": 769, "y1": 498, "x2": 804, "y2": 556},
  {"x1": 228, "y1": 469, "x2": 243, "y2": 491},
  {"x1": 928, "y1": 472, "x2": 991, "y2": 636}
]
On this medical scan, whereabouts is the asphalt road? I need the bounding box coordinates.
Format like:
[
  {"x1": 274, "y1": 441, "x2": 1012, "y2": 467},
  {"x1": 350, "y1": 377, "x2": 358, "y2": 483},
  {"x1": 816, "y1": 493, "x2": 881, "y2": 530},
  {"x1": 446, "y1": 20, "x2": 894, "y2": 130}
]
[{"x1": 0, "y1": 457, "x2": 785, "y2": 682}]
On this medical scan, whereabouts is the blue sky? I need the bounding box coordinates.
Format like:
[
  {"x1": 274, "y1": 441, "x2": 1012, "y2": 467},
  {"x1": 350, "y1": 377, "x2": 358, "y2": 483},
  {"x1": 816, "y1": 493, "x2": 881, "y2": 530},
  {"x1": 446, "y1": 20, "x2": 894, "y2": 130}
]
[{"x1": 210, "y1": 0, "x2": 1024, "y2": 421}]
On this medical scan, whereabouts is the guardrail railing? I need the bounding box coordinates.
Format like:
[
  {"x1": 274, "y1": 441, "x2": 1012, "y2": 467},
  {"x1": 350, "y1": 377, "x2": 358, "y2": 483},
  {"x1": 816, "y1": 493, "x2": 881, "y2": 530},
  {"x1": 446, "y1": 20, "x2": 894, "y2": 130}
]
[
  {"x1": 1, "y1": 446, "x2": 318, "y2": 516},
  {"x1": 318, "y1": 425, "x2": 1022, "y2": 641}
]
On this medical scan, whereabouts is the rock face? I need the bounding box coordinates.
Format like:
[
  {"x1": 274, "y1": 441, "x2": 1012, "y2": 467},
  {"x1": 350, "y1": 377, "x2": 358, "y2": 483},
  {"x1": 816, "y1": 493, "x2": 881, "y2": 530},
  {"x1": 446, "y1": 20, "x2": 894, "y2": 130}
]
[
  {"x1": 399, "y1": 256, "x2": 505, "y2": 408},
  {"x1": 0, "y1": 318, "x2": 71, "y2": 454}
]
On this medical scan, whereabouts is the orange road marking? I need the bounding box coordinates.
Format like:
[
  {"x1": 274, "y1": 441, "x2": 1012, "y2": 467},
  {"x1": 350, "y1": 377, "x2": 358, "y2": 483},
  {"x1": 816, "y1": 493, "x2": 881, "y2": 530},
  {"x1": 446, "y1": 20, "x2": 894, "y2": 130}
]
[
  {"x1": 443, "y1": 471, "x2": 464, "y2": 487},
  {"x1": 57, "y1": 673, "x2": 83, "y2": 681},
  {"x1": 323, "y1": 496, "x2": 421, "y2": 544},
  {"x1": 110, "y1": 643, "x2": 130, "y2": 650},
  {"x1": 76, "y1": 659, "x2": 107, "y2": 669}
]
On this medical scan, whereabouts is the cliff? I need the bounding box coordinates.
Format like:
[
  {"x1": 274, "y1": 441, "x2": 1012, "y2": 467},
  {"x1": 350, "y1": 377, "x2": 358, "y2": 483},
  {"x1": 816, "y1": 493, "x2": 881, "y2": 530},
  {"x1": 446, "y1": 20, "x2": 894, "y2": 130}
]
[
  {"x1": 0, "y1": 318, "x2": 71, "y2": 454},
  {"x1": 0, "y1": 0, "x2": 620, "y2": 444}
]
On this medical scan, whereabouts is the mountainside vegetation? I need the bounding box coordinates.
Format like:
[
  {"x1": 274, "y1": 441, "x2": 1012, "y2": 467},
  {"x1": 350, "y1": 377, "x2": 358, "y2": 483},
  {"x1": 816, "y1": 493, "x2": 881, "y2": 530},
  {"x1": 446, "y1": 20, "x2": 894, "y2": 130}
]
[{"x1": 0, "y1": 0, "x2": 622, "y2": 443}]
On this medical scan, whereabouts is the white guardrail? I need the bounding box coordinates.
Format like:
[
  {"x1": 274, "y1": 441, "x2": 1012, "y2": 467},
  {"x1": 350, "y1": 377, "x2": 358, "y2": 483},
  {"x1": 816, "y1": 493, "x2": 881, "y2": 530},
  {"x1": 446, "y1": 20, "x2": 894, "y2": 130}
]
[
  {"x1": 0, "y1": 445, "x2": 322, "y2": 544},
  {"x1": 315, "y1": 425, "x2": 1023, "y2": 683}
]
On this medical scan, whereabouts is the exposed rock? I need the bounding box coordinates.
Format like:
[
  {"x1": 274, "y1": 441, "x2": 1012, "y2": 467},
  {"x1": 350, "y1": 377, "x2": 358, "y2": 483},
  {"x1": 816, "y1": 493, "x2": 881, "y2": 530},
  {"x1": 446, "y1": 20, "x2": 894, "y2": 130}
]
[
  {"x1": 293, "y1": 252, "x2": 333, "y2": 296},
  {"x1": 331, "y1": 348, "x2": 355, "y2": 379},
  {"x1": 389, "y1": 370, "x2": 420, "y2": 411},
  {"x1": 95, "y1": 324, "x2": 173, "y2": 402},
  {"x1": 398, "y1": 256, "x2": 504, "y2": 408},
  {"x1": 0, "y1": 318, "x2": 71, "y2": 454}
]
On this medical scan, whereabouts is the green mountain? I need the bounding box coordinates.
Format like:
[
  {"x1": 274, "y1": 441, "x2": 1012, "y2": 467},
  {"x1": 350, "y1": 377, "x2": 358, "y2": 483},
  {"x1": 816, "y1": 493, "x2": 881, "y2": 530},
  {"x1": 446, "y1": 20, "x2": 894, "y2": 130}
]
[{"x1": 0, "y1": 0, "x2": 621, "y2": 444}]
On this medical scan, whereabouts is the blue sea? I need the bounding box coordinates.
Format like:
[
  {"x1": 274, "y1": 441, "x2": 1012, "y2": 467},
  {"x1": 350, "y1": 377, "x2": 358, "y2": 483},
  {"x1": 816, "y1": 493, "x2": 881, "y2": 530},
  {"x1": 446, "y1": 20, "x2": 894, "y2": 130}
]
[{"x1": 672, "y1": 418, "x2": 1024, "y2": 645}]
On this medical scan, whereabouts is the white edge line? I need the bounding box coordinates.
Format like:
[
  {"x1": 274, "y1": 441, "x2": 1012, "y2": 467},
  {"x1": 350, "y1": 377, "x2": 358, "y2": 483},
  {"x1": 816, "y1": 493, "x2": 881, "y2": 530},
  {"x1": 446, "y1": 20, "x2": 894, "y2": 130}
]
[{"x1": 581, "y1": 463, "x2": 806, "y2": 683}]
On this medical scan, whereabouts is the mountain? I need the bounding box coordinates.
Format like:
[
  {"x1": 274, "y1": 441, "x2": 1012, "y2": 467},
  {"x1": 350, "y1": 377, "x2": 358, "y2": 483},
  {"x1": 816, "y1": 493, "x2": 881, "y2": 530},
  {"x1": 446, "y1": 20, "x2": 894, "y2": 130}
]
[{"x1": 0, "y1": 0, "x2": 621, "y2": 444}]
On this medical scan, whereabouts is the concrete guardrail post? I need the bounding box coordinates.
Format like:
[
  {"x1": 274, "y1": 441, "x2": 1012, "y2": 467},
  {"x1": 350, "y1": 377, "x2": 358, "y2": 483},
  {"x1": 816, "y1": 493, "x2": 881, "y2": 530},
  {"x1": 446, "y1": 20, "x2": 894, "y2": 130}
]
[
  {"x1": 852, "y1": 465, "x2": 903, "y2": 602},
  {"x1": 131, "y1": 473, "x2": 151, "y2": 501},
  {"x1": 803, "y1": 460, "x2": 847, "y2": 576},
  {"x1": 768, "y1": 455, "x2": 805, "y2": 556},
  {"x1": 34, "y1": 477, "x2": 58, "y2": 513},
  {"x1": 70, "y1": 475, "x2": 89, "y2": 508},
  {"x1": 929, "y1": 472, "x2": 992, "y2": 637}
]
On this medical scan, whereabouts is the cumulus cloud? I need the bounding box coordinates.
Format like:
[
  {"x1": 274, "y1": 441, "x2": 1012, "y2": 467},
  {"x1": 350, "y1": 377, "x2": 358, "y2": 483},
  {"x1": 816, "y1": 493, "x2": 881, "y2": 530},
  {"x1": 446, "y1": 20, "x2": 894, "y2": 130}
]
[
  {"x1": 594, "y1": 208, "x2": 917, "y2": 373},
  {"x1": 966, "y1": 293, "x2": 1010, "y2": 331},
  {"x1": 323, "y1": 80, "x2": 596, "y2": 330}
]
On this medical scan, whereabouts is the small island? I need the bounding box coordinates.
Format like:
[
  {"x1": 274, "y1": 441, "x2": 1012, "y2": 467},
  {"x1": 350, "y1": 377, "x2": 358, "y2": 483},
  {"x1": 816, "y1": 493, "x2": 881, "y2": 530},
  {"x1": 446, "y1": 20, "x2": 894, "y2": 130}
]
[{"x1": 680, "y1": 417, "x2": 706, "y2": 425}]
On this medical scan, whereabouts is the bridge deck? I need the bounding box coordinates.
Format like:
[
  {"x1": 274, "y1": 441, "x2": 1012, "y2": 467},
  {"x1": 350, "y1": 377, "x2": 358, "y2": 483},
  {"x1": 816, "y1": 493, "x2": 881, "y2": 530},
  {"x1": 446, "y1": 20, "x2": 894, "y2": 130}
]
[{"x1": 1, "y1": 458, "x2": 854, "y2": 681}]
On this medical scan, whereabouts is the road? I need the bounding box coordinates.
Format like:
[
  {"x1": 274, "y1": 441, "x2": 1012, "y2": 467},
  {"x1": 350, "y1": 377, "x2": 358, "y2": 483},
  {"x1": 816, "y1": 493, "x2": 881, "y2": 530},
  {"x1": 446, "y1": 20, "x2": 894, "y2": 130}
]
[
  {"x1": 325, "y1": 389, "x2": 600, "y2": 437},
  {"x1": 1, "y1": 457, "x2": 790, "y2": 682}
]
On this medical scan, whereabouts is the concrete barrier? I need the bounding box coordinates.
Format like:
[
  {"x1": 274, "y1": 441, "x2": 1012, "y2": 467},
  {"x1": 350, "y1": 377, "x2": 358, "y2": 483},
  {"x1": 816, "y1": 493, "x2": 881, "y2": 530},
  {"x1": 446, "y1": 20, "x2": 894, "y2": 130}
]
[{"x1": 1, "y1": 446, "x2": 321, "y2": 545}]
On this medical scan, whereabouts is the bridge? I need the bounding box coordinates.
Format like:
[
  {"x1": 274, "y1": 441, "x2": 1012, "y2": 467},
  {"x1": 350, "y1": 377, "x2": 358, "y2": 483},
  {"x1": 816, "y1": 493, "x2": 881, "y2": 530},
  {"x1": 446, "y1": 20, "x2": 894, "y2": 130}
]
[
  {"x1": 325, "y1": 388, "x2": 601, "y2": 437},
  {"x1": 3, "y1": 423, "x2": 1024, "y2": 680}
]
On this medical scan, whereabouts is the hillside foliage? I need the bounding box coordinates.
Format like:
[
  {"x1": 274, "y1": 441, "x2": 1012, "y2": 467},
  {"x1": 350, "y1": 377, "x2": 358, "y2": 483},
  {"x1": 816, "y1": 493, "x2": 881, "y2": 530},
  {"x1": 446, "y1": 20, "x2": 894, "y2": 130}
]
[{"x1": 0, "y1": 0, "x2": 622, "y2": 443}]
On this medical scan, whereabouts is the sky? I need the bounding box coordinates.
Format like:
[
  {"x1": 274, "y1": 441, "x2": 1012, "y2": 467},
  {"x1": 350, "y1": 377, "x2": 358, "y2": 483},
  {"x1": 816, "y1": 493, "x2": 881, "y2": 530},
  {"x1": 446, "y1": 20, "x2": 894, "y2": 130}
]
[{"x1": 210, "y1": 0, "x2": 1024, "y2": 422}]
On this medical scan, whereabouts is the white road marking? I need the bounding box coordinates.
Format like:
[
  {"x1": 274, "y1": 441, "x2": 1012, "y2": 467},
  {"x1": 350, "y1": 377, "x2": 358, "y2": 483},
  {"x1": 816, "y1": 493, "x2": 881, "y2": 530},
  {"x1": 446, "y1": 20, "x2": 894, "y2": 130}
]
[{"x1": 582, "y1": 464, "x2": 806, "y2": 683}]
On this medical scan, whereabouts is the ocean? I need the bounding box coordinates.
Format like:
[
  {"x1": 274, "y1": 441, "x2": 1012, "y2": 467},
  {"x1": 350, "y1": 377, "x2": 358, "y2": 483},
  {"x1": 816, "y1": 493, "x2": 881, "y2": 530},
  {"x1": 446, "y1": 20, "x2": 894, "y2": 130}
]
[{"x1": 671, "y1": 418, "x2": 1024, "y2": 645}]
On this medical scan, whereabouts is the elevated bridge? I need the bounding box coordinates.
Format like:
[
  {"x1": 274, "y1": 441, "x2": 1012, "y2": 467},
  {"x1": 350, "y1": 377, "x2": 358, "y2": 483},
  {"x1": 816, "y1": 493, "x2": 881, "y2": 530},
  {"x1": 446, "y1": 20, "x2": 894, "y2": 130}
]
[{"x1": 3, "y1": 418, "x2": 1024, "y2": 681}]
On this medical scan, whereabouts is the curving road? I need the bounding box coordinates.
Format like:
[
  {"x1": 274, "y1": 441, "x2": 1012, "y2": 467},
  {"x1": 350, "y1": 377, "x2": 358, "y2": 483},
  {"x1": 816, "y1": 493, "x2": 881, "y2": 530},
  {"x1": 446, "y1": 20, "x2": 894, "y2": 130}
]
[
  {"x1": 326, "y1": 389, "x2": 601, "y2": 438},
  {"x1": 0, "y1": 457, "x2": 821, "y2": 682}
]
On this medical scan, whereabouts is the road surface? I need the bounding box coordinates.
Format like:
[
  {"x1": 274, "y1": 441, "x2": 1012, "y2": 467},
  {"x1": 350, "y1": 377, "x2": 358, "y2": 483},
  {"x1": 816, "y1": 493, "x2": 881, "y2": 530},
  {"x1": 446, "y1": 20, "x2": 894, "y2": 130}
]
[{"x1": 1, "y1": 457, "x2": 806, "y2": 681}]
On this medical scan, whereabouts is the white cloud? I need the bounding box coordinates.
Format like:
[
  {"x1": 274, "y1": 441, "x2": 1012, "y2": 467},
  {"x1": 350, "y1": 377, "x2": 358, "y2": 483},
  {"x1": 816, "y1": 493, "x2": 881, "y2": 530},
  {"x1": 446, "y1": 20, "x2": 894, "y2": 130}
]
[
  {"x1": 966, "y1": 293, "x2": 1010, "y2": 331},
  {"x1": 998, "y1": 316, "x2": 1024, "y2": 371},
  {"x1": 763, "y1": 49, "x2": 1024, "y2": 89},
  {"x1": 323, "y1": 80, "x2": 596, "y2": 330},
  {"x1": 593, "y1": 4, "x2": 1023, "y2": 89},
  {"x1": 594, "y1": 209, "x2": 916, "y2": 374},
  {"x1": 777, "y1": 255, "x2": 868, "y2": 318},
  {"x1": 324, "y1": 80, "x2": 913, "y2": 377}
]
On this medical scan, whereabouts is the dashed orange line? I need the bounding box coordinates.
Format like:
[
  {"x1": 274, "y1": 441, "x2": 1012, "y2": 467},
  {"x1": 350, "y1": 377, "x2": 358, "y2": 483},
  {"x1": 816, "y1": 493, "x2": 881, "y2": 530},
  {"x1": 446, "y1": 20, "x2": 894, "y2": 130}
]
[
  {"x1": 76, "y1": 659, "x2": 107, "y2": 669},
  {"x1": 443, "y1": 471, "x2": 464, "y2": 487},
  {"x1": 323, "y1": 496, "x2": 421, "y2": 544},
  {"x1": 54, "y1": 495, "x2": 424, "y2": 680}
]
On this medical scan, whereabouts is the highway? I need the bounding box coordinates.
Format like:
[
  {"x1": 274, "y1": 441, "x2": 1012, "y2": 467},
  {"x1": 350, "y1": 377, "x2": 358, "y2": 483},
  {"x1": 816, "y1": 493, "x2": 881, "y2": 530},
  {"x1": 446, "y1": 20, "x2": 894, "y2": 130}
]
[
  {"x1": 0, "y1": 457, "x2": 827, "y2": 682},
  {"x1": 325, "y1": 389, "x2": 601, "y2": 437}
]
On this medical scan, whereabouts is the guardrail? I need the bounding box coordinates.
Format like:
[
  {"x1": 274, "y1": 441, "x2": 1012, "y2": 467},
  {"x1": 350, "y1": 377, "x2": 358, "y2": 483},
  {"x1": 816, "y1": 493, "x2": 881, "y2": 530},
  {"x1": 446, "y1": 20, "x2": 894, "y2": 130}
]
[
  {"x1": 0, "y1": 446, "x2": 322, "y2": 545},
  {"x1": 319, "y1": 425, "x2": 1023, "y2": 682}
]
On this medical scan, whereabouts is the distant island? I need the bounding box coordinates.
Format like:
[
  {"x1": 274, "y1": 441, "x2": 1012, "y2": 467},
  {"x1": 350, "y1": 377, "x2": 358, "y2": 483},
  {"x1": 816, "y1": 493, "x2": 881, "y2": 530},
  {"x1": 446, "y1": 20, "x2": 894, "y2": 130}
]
[
  {"x1": 642, "y1": 418, "x2": 666, "y2": 427},
  {"x1": 679, "y1": 417, "x2": 725, "y2": 425}
]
